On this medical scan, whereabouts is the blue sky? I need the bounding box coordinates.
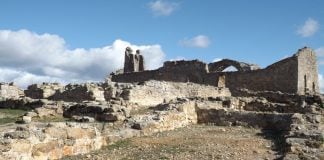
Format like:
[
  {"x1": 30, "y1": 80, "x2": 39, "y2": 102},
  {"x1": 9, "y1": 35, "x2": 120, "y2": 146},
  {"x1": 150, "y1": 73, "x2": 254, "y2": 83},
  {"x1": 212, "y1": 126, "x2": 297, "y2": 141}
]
[{"x1": 0, "y1": 0, "x2": 324, "y2": 89}]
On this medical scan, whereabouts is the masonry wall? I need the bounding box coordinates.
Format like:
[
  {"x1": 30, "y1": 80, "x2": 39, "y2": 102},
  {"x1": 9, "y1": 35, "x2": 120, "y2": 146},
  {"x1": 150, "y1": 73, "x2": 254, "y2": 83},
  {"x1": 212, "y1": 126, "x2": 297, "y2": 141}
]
[
  {"x1": 0, "y1": 83, "x2": 24, "y2": 99},
  {"x1": 112, "y1": 48, "x2": 319, "y2": 95},
  {"x1": 112, "y1": 60, "x2": 209, "y2": 84},
  {"x1": 121, "y1": 80, "x2": 231, "y2": 106},
  {"x1": 50, "y1": 83, "x2": 105, "y2": 102},
  {"x1": 205, "y1": 55, "x2": 299, "y2": 94},
  {"x1": 25, "y1": 83, "x2": 64, "y2": 99},
  {"x1": 156, "y1": 60, "x2": 209, "y2": 83}
]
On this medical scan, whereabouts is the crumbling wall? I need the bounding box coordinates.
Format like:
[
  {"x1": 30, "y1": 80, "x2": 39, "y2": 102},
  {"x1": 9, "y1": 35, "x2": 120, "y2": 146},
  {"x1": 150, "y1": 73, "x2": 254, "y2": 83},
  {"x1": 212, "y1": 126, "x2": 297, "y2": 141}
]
[
  {"x1": 50, "y1": 83, "x2": 105, "y2": 102},
  {"x1": 25, "y1": 83, "x2": 64, "y2": 99},
  {"x1": 112, "y1": 60, "x2": 209, "y2": 84},
  {"x1": 156, "y1": 60, "x2": 209, "y2": 83},
  {"x1": 120, "y1": 80, "x2": 231, "y2": 106},
  {"x1": 0, "y1": 83, "x2": 24, "y2": 99},
  {"x1": 205, "y1": 54, "x2": 299, "y2": 94},
  {"x1": 113, "y1": 47, "x2": 319, "y2": 95},
  {"x1": 210, "y1": 47, "x2": 317, "y2": 94},
  {"x1": 111, "y1": 70, "x2": 158, "y2": 83},
  {"x1": 208, "y1": 59, "x2": 260, "y2": 72}
]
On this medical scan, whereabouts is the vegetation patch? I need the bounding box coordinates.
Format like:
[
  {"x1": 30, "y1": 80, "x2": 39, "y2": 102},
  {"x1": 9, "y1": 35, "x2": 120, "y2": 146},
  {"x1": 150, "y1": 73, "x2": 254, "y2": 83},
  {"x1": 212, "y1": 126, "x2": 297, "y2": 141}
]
[{"x1": 0, "y1": 109, "x2": 28, "y2": 124}]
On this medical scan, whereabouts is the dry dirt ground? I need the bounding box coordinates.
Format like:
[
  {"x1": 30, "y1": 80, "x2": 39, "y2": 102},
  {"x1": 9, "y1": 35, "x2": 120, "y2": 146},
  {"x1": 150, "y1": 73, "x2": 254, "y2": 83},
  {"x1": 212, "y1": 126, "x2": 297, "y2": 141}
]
[{"x1": 63, "y1": 125, "x2": 284, "y2": 160}]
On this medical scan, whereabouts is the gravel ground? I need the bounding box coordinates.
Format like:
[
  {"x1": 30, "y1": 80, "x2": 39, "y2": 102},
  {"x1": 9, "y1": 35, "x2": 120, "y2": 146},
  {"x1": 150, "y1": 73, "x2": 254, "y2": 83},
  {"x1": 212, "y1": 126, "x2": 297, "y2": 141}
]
[{"x1": 63, "y1": 125, "x2": 283, "y2": 160}]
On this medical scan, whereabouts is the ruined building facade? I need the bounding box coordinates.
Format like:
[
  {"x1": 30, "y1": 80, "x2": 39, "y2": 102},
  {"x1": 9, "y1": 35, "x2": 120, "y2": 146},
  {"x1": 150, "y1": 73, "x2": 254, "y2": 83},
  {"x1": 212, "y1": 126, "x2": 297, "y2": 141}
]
[
  {"x1": 113, "y1": 47, "x2": 319, "y2": 95},
  {"x1": 124, "y1": 47, "x2": 145, "y2": 73}
]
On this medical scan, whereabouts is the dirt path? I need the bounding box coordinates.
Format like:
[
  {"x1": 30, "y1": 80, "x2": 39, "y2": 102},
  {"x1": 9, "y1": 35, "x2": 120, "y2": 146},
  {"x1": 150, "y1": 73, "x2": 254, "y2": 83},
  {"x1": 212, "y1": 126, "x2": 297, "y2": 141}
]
[{"x1": 63, "y1": 125, "x2": 282, "y2": 160}]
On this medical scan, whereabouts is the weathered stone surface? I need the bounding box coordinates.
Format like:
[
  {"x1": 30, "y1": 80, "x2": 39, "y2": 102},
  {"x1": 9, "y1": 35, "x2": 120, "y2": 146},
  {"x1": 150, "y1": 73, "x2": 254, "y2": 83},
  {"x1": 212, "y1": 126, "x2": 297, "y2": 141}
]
[
  {"x1": 0, "y1": 83, "x2": 24, "y2": 99},
  {"x1": 25, "y1": 83, "x2": 64, "y2": 99},
  {"x1": 208, "y1": 59, "x2": 260, "y2": 72},
  {"x1": 4, "y1": 130, "x2": 30, "y2": 139},
  {"x1": 50, "y1": 83, "x2": 105, "y2": 102},
  {"x1": 63, "y1": 102, "x2": 129, "y2": 122},
  {"x1": 71, "y1": 116, "x2": 95, "y2": 122},
  {"x1": 0, "y1": 122, "x2": 107, "y2": 160},
  {"x1": 22, "y1": 116, "x2": 32, "y2": 124},
  {"x1": 118, "y1": 80, "x2": 231, "y2": 106}
]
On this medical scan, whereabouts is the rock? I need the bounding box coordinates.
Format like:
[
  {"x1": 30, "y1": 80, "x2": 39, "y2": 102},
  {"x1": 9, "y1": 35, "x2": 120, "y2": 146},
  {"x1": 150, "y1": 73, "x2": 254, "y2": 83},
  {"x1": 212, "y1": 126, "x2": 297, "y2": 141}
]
[
  {"x1": 317, "y1": 153, "x2": 324, "y2": 160},
  {"x1": 25, "y1": 111, "x2": 38, "y2": 118},
  {"x1": 291, "y1": 113, "x2": 304, "y2": 124},
  {"x1": 72, "y1": 116, "x2": 95, "y2": 122},
  {"x1": 22, "y1": 116, "x2": 32, "y2": 124},
  {"x1": 122, "y1": 108, "x2": 131, "y2": 118},
  {"x1": 35, "y1": 107, "x2": 56, "y2": 117},
  {"x1": 4, "y1": 131, "x2": 30, "y2": 139},
  {"x1": 64, "y1": 103, "x2": 126, "y2": 122},
  {"x1": 131, "y1": 123, "x2": 142, "y2": 130},
  {"x1": 96, "y1": 113, "x2": 118, "y2": 122},
  {"x1": 314, "y1": 115, "x2": 321, "y2": 123}
]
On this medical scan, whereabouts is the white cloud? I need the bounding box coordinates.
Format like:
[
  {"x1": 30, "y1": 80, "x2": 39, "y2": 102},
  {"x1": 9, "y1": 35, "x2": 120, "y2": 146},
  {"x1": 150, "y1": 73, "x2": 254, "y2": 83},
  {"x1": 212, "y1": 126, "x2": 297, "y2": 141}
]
[
  {"x1": 0, "y1": 29, "x2": 165, "y2": 88},
  {"x1": 318, "y1": 74, "x2": 324, "y2": 93},
  {"x1": 297, "y1": 18, "x2": 319, "y2": 37},
  {"x1": 315, "y1": 47, "x2": 324, "y2": 57},
  {"x1": 315, "y1": 47, "x2": 324, "y2": 65},
  {"x1": 148, "y1": 0, "x2": 178, "y2": 16},
  {"x1": 180, "y1": 35, "x2": 211, "y2": 48}
]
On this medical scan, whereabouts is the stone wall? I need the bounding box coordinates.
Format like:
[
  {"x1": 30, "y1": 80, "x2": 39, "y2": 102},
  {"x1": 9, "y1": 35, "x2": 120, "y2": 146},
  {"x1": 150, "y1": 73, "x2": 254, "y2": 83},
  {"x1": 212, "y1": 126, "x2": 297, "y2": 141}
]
[
  {"x1": 0, "y1": 83, "x2": 24, "y2": 99},
  {"x1": 118, "y1": 80, "x2": 231, "y2": 106},
  {"x1": 0, "y1": 123, "x2": 107, "y2": 160},
  {"x1": 51, "y1": 83, "x2": 105, "y2": 102},
  {"x1": 112, "y1": 60, "x2": 209, "y2": 84},
  {"x1": 112, "y1": 47, "x2": 319, "y2": 95},
  {"x1": 205, "y1": 54, "x2": 299, "y2": 94},
  {"x1": 25, "y1": 83, "x2": 64, "y2": 99}
]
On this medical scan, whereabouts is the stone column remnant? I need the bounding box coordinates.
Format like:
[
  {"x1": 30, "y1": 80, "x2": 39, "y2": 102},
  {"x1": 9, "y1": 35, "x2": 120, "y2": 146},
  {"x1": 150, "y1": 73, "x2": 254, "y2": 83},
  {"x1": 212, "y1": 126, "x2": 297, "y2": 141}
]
[
  {"x1": 123, "y1": 47, "x2": 145, "y2": 73},
  {"x1": 136, "y1": 50, "x2": 145, "y2": 72}
]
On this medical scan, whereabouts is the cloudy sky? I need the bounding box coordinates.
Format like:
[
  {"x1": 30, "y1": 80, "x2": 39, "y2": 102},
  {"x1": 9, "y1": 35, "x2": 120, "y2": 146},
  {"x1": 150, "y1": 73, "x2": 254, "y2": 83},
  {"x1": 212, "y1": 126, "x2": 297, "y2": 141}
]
[{"x1": 0, "y1": 0, "x2": 324, "y2": 91}]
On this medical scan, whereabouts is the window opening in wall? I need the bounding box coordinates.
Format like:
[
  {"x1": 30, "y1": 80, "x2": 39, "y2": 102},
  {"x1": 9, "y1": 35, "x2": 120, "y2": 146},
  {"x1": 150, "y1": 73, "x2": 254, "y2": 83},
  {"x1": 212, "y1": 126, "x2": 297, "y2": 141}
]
[
  {"x1": 312, "y1": 82, "x2": 315, "y2": 92},
  {"x1": 221, "y1": 66, "x2": 238, "y2": 72}
]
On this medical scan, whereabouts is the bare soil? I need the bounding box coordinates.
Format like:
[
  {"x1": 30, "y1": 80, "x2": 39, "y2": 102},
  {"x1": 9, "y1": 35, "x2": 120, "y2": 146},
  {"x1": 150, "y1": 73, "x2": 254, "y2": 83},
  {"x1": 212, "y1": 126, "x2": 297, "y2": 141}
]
[{"x1": 63, "y1": 125, "x2": 284, "y2": 160}]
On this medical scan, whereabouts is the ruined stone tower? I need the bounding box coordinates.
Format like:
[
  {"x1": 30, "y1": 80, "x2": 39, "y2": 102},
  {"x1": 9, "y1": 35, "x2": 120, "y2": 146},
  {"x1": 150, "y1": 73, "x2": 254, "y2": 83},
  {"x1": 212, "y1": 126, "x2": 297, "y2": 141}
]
[
  {"x1": 124, "y1": 47, "x2": 145, "y2": 73},
  {"x1": 296, "y1": 47, "x2": 319, "y2": 94}
]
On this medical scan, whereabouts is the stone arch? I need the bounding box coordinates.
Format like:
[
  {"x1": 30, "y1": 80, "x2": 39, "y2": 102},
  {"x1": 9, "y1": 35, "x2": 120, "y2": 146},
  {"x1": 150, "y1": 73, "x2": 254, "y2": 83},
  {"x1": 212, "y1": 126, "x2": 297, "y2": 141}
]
[{"x1": 208, "y1": 59, "x2": 260, "y2": 72}]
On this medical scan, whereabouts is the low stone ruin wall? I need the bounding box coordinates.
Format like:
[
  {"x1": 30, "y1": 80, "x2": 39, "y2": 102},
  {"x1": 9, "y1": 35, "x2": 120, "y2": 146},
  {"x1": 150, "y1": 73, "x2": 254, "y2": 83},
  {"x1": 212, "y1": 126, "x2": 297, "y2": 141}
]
[
  {"x1": 120, "y1": 81, "x2": 231, "y2": 106},
  {"x1": 0, "y1": 83, "x2": 24, "y2": 99},
  {"x1": 24, "y1": 83, "x2": 106, "y2": 103},
  {"x1": 0, "y1": 96, "x2": 323, "y2": 159},
  {"x1": 50, "y1": 83, "x2": 105, "y2": 102},
  {"x1": 0, "y1": 123, "x2": 107, "y2": 160},
  {"x1": 197, "y1": 108, "x2": 293, "y2": 130},
  {"x1": 24, "y1": 83, "x2": 64, "y2": 99}
]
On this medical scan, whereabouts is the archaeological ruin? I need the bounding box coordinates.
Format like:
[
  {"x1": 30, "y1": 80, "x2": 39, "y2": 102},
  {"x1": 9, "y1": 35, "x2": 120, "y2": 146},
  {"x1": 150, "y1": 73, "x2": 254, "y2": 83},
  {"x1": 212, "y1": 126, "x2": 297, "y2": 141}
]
[
  {"x1": 0, "y1": 47, "x2": 323, "y2": 160},
  {"x1": 112, "y1": 47, "x2": 319, "y2": 95}
]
